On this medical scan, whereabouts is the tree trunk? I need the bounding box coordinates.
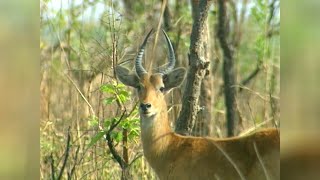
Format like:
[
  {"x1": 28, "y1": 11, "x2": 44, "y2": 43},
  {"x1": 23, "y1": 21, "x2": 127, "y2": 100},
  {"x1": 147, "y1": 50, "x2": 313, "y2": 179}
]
[
  {"x1": 190, "y1": 0, "x2": 214, "y2": 137},
  {"x1": 121, "y1": 167, "x2": 131, "y2": 180},
  {"x1": 175, "y1": 0, "x2": 212, "y2": 135},
  {"x1": 217, "y1": 0, "x2": 238, "y2": 137}
]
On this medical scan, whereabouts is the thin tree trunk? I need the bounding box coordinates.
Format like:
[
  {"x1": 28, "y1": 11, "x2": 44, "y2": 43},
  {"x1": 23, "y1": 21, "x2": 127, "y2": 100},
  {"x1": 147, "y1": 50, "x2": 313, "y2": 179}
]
[
  {"x1": 122, "y1": 128, "x2": 128, "y2": 164},
  {"x1": 175, "y1": 0, "x2": 212, "y2": 135},
  {"x1": 190, "y1": 0, "x2": 214, "y2": 137},
  {"x1": 217, "y1": 0, "x2": 238, "y2": 137},
  {"x1": 122, "y1": 128, "x2": 129, "y2": 180}
]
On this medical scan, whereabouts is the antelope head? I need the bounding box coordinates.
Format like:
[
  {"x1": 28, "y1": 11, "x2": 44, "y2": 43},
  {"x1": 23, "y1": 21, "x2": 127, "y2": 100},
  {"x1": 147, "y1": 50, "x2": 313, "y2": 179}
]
[{"x1": 115, "y1": 29, "x2": 186, "y2": 119}]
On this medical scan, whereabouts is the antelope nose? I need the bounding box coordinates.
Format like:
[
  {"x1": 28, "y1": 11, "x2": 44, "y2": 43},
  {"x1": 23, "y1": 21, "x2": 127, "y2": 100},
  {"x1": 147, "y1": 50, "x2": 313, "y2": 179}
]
[{"x1": 140, "y1": 103, "x2": 151, "y2": 111}]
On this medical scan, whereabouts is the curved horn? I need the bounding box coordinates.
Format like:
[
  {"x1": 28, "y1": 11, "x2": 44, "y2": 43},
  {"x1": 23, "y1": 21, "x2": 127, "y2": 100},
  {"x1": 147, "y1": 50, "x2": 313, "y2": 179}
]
[
  {"x1": 135, "y1": 29, "x2": 153, "y2": 77},
  {"x1": 160, "y1": 29, "x2": 176, "y2": 75}
]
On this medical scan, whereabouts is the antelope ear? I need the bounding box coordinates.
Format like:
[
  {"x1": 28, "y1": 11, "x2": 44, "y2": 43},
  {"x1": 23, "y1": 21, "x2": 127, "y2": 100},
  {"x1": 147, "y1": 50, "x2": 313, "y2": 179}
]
[
  {"x1": 115, "y1": 66, "x2": 139, "y2": 88},
  {"x1": 163, "y1": 67, "x2": 186, "y2": 91}
]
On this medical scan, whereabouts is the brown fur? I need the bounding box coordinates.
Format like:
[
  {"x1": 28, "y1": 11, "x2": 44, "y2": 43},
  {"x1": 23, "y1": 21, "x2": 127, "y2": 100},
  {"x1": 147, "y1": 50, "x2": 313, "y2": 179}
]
[{"x1": 116, "y1": 68, "x2": 280, "y2": 180}]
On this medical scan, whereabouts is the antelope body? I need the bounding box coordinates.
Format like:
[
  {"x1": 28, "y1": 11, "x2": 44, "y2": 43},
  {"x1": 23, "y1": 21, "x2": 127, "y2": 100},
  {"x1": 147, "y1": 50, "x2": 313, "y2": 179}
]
[{"x1": 116, "y1": 29, "x2": 280, "y2": 180}]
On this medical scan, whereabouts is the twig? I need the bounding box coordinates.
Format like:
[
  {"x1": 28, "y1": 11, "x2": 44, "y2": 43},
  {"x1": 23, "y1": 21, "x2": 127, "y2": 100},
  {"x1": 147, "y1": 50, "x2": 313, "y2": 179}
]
[
  {"x1": 106, "y1": 131, "x2": 127, "y2": 169},
  {"x1": 210, "y1": 141, "x2": 246, "y2": 180},
  {"x1": 50, "y1": 153, "x2": 55, "y2": 180},
  {"x1": 239, "y1": 61, "x2": 262, "y2": 92},
  {"x1": 233, "y1": 85, "x2": 268, "y2": 102},
  {"x1": 268, "y1": 0, "x2": 278, "y2": 26},
  {"x1": 78, "y1": 160, "x2": 111, "y2": 180},
  {"x1": 57, "y1": 127, "x2": 71, "y2": 180},
  {"x1": 128, "y1": 153, "x2": 143, "y2": 167},
  {"x1": 105, "y1": 110, "x2": 128, "y2": 169},
  {"x1": 151, "y1": 0, "x2": 167, "y2": 68},
  {"x1": 68, "y1": 145, "x2": 80, "y2": 180},
  {"x1": 247, "y1": 101, "x2": 256, "y2": 128},
  {"x1": 109, "y1": 110, "x2": 127, "y2": 132},
  {"x1": 253, "y1": 141, "x2": 270, "y2": 180},
  {"x1": 104, "y1": 101, "x2": 138, "y2": 170},
  {"x1": 65, "y1": 73, "x2": 96, "y2": 116},
  {"x1": 239, "y1": 118, "x2": 274, "y2": 136}
]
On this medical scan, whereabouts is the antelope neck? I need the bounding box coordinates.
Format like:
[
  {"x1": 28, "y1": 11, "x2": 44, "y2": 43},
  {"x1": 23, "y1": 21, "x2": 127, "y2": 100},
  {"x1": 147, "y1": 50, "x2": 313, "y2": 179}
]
[{"x1": 140, "y1": 102, "x2": 173, "y2": 158}]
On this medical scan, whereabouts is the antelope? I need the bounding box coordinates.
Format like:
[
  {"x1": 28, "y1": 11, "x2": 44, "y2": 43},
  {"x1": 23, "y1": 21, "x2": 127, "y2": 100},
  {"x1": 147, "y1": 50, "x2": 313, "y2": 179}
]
[{"x1": 115, "y1": 29, "x2": 280, "y2": 180}]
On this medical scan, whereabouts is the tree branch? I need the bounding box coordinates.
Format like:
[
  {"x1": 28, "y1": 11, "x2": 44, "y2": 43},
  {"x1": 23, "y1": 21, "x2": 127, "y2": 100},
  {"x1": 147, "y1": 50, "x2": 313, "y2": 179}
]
[
  {"x1": 50, "y1": 153, "x2": 55, "y2": 180},
  {"x1": 105, "y1": 110, "x2": 127, "y2": 169},
  {"x1": 105, "y1": 133, "x2": 127, "y2": 169},
  {"x1": 68, "y1": 145, "x2": 80, "y2": 180},
  {"x1": 239, "y1": 60, "x2": 263, "y2": 92},
  {"x1": 57, "y1": 127, "x2": 71, "y2": 180},
  {"x1": 128, "y1": 153, "x2": 143, "y2": 167},
  {"x1": 104, "y1": 103, "x2": 137, "y2": 170}
]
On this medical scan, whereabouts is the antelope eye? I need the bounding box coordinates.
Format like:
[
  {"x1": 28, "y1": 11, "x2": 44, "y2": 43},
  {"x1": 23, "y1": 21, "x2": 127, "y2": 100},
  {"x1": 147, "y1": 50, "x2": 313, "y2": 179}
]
[{"x1": 159, "y1": 87, "x2": 165, "y2": 92}]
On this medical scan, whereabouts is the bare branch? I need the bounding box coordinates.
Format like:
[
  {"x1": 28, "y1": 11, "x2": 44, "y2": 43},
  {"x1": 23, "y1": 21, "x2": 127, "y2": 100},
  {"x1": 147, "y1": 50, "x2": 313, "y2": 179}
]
[
  {"x1": 253, "y1": 141, "x2": 270, "y2": 180},
  {"x1": 239, "y1": 61, "x2": 263, "y2": 92},
  {"x1": 57, "y1": 127, "x2": 71, "y2": 180},
  {"x1": 50, "y1": 153, "x2": 55, "y2": 180},
  {"x1": 105, "y1": 109, "x2": 129, "y2": 169},
  {"x1": 105, "y1": 110, "x2": 127, "y2": 169},
  {"x1": 68, "y1": 145, "x2": 80, "y2": 180},
  {"x1": 128, "y1": 153, "x2": 143, "y2": 167},
  {"x1": 65, "y1": 74, "x2": 96, "y2": 116}
]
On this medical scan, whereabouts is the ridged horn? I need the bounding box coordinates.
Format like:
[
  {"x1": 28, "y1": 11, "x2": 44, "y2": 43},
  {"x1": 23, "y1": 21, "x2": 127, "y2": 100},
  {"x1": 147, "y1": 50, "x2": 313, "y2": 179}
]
[
  {"x1": 135, "y1": 29, "x2": 154, "y2": 77},
  {"x1": 160, "y1": 29, "x2": 176, "y2": 75}
]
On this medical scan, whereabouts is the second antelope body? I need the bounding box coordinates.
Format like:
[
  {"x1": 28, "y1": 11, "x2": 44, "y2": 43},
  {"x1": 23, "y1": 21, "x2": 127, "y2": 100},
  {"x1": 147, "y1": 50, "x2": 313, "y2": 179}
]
[{"x1": 116, "y1": 30, "x2": 280, "y2": 180}]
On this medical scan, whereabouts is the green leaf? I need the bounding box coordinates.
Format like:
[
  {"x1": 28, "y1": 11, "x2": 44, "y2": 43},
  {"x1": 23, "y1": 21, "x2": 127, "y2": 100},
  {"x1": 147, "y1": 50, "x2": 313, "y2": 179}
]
[
  {"x1": 119, "y1": 90, "x2": 130, "y2": 97},
  {"x1": 104, "y1": 117, "x2": 119, "y2": 130},
  {"x1": 118, "y1": 94, "x2": 128, "y2": 103},
  {"x1": 101, "y1": 84, "x2": 116, "y2": 94},
  {"x1": 121, "y1": 119, "x2": 131, "y2": 129},
  {"x1": 88, "y1": 131, "x2": 105, "y2": 148},
  {"x1": 88, "y1": 115, "x2": 99, "y2": 128},
  {"x1": 130, "y1": 118, "x2": 140, "y2": 123},
  {"x1": 104, "y1": 118, "x2": 113, "y2": 128},
  {"x1": 103, "y1": 97, "x2": 116, "y2": 105},
  {"x1": 116, "y1": 83, "x2": 126, "y2": 89},
  {"x1": 128, "y1": 129, "x2": 140, "y2": 140},
  {"x1": 111, "y1": 131, "x2": 123, "y2": 143},
  {"x1": 88, "y1": 118, "x2": 99, "y2": 128}
]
